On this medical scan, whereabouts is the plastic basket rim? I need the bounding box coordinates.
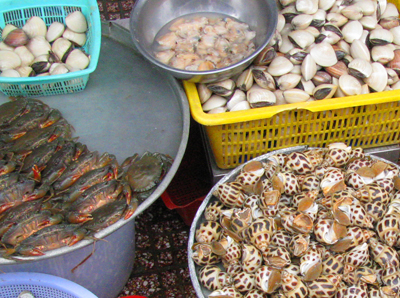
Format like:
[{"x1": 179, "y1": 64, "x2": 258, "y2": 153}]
[
  {"x1": 0, "y1": 0, "x2": 101, "y2": 85},
  {"x1": 0, "y1": 272, "x2": 98, "y2": 297},
  {"x1": 184, "y1": 80, "x2": 400, "y2": 126}
]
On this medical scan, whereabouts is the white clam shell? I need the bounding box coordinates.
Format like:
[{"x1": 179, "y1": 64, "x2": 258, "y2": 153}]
[
  {"x1": 62, "y1": 28, "x2": 87, "y2": 47},
  {"x1": 342, "y1": 21, "x2": 363, "y2": 43},
  {"x1": 350, "y1": 39, "x2": 371, "y2": 61},
  {"x1": 26, "y1": 36, "x2": 52, "y2": 58},
  {"x1": 371, "y1": 44, "x2": 395, "y2": 64},
  {"x1": 354, "y1": 0, "x2": 376, "y2": 16},
  {"x1": 283, "y1": 88, "x2": 310, "y2": 103},
  {"x1": 278, "y1": 73, "x2": 302, "y2": 90},
  {"x1": 227, "y1": 89, "x2": 246, "y2": 110},
  {"x1": 359, "y1": 16, "x2": 378, "y2": 30},
  {"x1": 364, "y1": 62, "x2": 388, "y2": 92},
  {"x1": 326, "y1": 13, "x2": 348, "y2": 27},
  {"x1": 268, "y1": 56, "x2": 294, "y2": 77},
  {"x1": 230, "y1": 100, "x2": 251, "y2": 111},
  {"x1": 381, "y1": 2, "x2": 399, "y2": 19},
  {"x1": 23, "y1": 16, "x2": 47, "y2": 38},
  {"x1": 279, "y1": 34, "x2": 295, "y2": 54},
  {"x1": 65, "y1": 48, "x2": 90, "y2": 70},
  {"x1": 14, "y1": 46, "x2": 34, "y2": 67},
  {"x1": 208, "y1": 106, "x2": 227, "y2": 114},
  {"x1": 247, "y1": 85, "x2": 276, "y2": 107},
  {"x1": 46, "y1": 22, "x2": 65, "y2": 43},
  {"x1": 338, "y1": 74, "x2": 362, "y2": 96},
  {"x1": 341, "y1": 4, "x2": 363, "y2": 20},
  {"x1": 0, "y1": 50, "x2": 21, "y2": 70},
  {"x1": 390, "y1": 26, "x2": 400, "y2": 45},
  {"x1": 277, "y1": 14, "x2": 286, "y2": 33},
  {"x1": 301, "y1": 54, "x2": 317, "y2": 81},
  {"x1": 202, "y1": 95, "x2": 227, "y2": 112},
  {"x1": 319, "y1": 0, "x2": 336, "y2": 11},
  {"x1": 299, "y1": 78, "x2": 315, "y2": 95},
  {"x1": 288, "y1": 30, "x2": 315, "y2": 49},
  {"x1": 291, "y1": 14, "x2": 314, "y2": 30},
  {"x1": 66, "y1": 11, "x2": 88, "y2": 33},
  {"x1": 0, "y1": 69, "x2": 20, "y2": 77},
  {"x1": 296, "y1": 0, "x2": 319, "y2": 14},
  {"x1": 348, "y1": 58, "x2": 373, "y2": 78},
  {"x1": 309, "y1": 42, "x2": 338, "y2": 67},
  {"x1": 197, "y1": 83, "x2": 212, "y2": 104}
]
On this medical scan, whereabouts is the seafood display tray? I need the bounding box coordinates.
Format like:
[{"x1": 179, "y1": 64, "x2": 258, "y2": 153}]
[
  {"x1": 188, "y1": 146, "x2": 400, "y2": 298},
  {"x1": 0, "y1": 21, "x2": 190, "y2": 298}
]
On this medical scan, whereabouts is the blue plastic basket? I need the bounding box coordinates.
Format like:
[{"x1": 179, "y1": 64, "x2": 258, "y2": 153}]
[
  {"x1": 0, "y1": 0, "x2": 101, "y2": 97},
  {"x1": 0, "y1": 272, "x2": 98, "y2": 297}
]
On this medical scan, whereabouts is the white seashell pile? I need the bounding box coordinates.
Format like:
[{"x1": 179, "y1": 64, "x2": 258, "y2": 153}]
[
  {"x1": 0, "y1": 11, "x2": 90, "y2": 78},
  {"x1": 198, "y1": 0, "x2": 400, "y2": 114}
]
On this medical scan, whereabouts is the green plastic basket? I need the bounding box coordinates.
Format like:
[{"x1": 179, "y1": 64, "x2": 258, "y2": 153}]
[{"x1": 0, "y1": 0, "x2": 101, "y2": 97}]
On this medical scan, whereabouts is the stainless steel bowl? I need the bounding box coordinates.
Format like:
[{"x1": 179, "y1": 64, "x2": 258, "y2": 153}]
[
  {"x1": 187, "y1": 146, "x2": 399, "y2": 297},
  {"x1": 129, "y1": 0, "x2": 278, "y2": 83}
]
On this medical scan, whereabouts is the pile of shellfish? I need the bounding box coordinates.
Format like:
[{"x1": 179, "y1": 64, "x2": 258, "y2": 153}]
[
  {"x1": 191, "y1": 142, "x2": 400, "y2": 297},
  {"x1": 0, "y1": 11, "x2": 90, "y2": 78},
  {"x1": 199, "y1": 0, "x2": 400, "y2": 114}
]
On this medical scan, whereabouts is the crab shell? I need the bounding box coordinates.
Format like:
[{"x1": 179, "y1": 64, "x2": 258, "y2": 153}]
[
  {"x1": 124, "y1": 152, "x2": 172, "y2": 193},
  {"x1": 254, "y1": 265, "x2": 282, "y2": 294},
  {"x1": 213, "y1": 181, "x2": 247, "y2": 208},
  {"x1": 233, "y1": 271, "x2": 256, "y2": 293},
  {"x1": 241, "y1": 243, "x2": 263, "y2": 274},
  {"x1": 195, "y1": 220, "x2": 222, "y2": 243},
  {"x1": 306, "y1": 274, "x2": 342, "y2": 298},
  {"x1": 281, "y1": 270, "x2": 309, "y2": 298}
]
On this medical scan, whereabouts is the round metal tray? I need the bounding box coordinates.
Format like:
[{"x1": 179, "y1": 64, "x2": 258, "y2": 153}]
[
  {"x1": 0, "y1": 22, "x2": 190, "y2": 227},
  {"x1": 187, "y1": 146, "x2": 399, "y2": 298},
  {"x1": 0, "y1": 22, "x2": 190, "y2": 298}
]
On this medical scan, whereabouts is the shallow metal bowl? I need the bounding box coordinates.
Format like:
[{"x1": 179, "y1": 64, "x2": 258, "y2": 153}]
[
  {"x1": 187, "y1": 146, "x2": 400, "y2": 297},
  {"x1": 129, "y1": 0, "x2": 278, "y2": 83}
]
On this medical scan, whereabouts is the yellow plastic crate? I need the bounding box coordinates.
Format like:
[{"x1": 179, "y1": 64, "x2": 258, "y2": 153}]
[{"x1": 184, "y1": 79, "x2": 400, "y2": 169}]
